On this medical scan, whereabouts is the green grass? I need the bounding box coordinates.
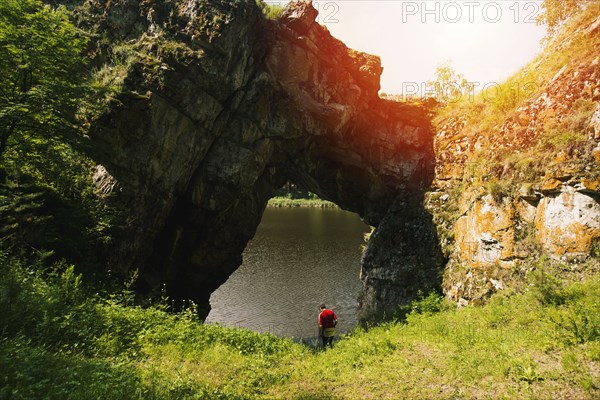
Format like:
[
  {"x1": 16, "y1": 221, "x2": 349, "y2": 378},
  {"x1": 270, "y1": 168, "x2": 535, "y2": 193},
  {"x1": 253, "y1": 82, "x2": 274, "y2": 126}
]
[
  {"x1": 267, "y1": 196, "x2": 338, "y2": 208},
  {"x1": 1, "y1": 253, "x2": 598, "y2": 399}
]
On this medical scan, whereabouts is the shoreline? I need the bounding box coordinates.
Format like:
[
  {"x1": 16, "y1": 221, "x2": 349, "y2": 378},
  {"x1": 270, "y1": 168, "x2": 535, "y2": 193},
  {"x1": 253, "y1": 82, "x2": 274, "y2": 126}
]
[{"x1": 266, "y1": 196, "x2": 338, "y2": 208}]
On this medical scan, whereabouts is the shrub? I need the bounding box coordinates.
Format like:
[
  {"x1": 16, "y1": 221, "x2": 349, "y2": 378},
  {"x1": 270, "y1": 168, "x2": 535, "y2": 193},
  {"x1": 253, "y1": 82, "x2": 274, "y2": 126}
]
[
  {"x1": 528, "y1": 261, "x2": 566, "y2": 306},
  {"x1": 538, "y1": 0, "x2": 588, "y2": 36},
  {"x1": 485, "y1": 181, "x2": 508, "y2": 203},
  {"x1": 549, "y1": 280, "x2": 600, "y2": 345},
  {"x1": 255, "y1": 0, "x2": 283, "y2": 20},
  {"x1": 394, "y1": 290, "x2": 446, "y2": 321}
]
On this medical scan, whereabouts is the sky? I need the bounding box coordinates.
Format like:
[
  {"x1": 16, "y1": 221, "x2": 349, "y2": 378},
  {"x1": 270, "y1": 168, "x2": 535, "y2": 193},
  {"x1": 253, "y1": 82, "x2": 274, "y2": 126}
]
[{"x1": 272, "y1": 0, "x2": 547, "y2": 95}]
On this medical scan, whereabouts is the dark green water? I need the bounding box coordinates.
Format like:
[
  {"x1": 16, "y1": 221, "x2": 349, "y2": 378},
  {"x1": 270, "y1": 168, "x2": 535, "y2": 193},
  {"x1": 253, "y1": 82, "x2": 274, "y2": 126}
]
[{"x1": 205, "y1": 207, "x2": 370, "y2": 339}]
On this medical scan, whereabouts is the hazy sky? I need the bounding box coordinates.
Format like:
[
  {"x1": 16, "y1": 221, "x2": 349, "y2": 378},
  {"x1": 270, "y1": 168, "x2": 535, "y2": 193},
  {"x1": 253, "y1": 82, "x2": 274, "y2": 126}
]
[{"x1": 273, "y1": 0, "x2": 547, "y2": 94}]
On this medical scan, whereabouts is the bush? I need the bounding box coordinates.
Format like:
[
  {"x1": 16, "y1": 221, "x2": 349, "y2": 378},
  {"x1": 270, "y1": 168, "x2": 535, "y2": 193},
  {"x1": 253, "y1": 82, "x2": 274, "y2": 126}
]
[
  {"x1": 549, "y1": 280, "x2": 600, "y2": 345},
  {"x1": 485, "y1": 180, "x2": 508, "y2": 203},
  {"x1": 255, "y1": 0, "x2": 283, "y2": 19},
  {"x1": 0, "y1": 254, "x2": 101, "y2": 353},
  {"x1": 393, "y1": 290, "x2": 446, "y2": 321},
  {"x1": 538, "y1": 0, "x2": 588, "y2": 35},
  {"x1": 529, "y1": 261, "x2": 566, "y2": 306}
]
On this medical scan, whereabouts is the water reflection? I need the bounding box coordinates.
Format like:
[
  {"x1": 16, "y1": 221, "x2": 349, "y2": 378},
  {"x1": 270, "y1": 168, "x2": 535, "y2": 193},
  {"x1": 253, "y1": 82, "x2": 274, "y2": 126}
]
[{"x1": 206, "y1": 207, "x2": 370, "y2": 338}]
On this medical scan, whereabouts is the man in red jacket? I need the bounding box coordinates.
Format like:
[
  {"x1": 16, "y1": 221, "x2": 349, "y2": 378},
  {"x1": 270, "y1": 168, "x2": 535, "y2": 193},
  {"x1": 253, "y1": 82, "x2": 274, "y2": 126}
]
[{"x1": 318, "y1": 304, "x2": 338, "y2": 349}]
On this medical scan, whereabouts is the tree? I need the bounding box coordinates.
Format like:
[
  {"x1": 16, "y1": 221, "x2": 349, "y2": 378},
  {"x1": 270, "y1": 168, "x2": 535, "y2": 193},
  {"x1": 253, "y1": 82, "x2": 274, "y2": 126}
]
[
  {"x1": 537, "y1": 0, "x2": 587, "y2": 36},
  {"x1": 427, "y1": 61, "x2": 473, "y2": 104},
  {"x1": 0, "y1": 0, "x2": 88, "y2": 162}
]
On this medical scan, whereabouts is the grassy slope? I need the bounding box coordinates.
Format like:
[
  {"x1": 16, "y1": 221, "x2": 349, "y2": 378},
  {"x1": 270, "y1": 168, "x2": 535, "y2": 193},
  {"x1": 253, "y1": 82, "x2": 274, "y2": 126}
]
[
  {"x1": 1, "y1": 255, "x2": 598, "y2": 399},
  {"x1": 434, "y1": 2, "x2": 600, "y2": 192}
]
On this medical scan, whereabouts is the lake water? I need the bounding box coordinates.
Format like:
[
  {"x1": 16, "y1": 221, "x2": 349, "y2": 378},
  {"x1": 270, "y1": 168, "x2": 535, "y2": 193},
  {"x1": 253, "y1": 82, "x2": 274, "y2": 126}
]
[{"x1": 205, "y1": 207, "x2": 370, "y2": 339}]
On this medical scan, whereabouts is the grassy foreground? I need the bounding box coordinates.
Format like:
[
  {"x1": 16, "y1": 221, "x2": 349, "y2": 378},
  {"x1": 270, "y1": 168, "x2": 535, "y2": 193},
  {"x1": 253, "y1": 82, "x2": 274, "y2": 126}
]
[{"x1": 1, "y1": 254, "x2": 598, "y2": 399}]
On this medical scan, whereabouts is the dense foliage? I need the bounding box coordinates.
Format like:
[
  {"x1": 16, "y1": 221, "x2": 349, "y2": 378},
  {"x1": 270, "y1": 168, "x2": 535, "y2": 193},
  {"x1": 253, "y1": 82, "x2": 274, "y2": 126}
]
[
  {"x1": 0, "y1": 0, "x2": 88, "y2": 162},
  {"x1": 1, "y1": 253, "x2": 598, "y2": 398},
  {"x1": 538, "y1": 0, "x2": 589, "y2": 35},
  {"x1": 0, "y1": 0, "x2": 118, "y2": 270}
]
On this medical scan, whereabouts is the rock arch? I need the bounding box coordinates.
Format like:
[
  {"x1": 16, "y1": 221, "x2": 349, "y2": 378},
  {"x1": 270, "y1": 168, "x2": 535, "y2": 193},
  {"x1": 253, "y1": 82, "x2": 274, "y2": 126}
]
[{"x1": 89, "y1": 0, "x2": 444, "y2": 320}]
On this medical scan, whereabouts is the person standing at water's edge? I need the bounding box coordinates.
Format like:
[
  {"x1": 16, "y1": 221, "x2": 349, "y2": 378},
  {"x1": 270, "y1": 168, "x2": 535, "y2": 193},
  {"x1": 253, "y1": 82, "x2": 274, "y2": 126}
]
[{"x1": 318, "y1": 304, "x2": 338, "y2": 349}]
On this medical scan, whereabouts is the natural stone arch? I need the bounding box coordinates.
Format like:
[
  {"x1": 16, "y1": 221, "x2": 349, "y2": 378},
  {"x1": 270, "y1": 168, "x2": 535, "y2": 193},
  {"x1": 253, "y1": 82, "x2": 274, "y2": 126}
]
[{"x1": 88, "y1": 0, "x2": 444, "y2": 320}]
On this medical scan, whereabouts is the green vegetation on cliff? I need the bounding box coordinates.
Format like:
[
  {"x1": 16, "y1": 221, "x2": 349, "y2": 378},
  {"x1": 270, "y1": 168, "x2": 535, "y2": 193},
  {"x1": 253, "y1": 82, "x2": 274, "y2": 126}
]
[
  {"x1": 423, "y1": 2, "x2": 600, "y2": 318},
  {"x1": 267, "y1": 197, "x2": 337, "y2": 208},
  {"x1": 434, "y1": 1, "x2": 599, "y2": 195},
  {"x1": 267, "y1": 195, "x2": 337, "y2": 208},
  {"x1": 255, "y1": 0, "x2": 283, "y2": 20}
]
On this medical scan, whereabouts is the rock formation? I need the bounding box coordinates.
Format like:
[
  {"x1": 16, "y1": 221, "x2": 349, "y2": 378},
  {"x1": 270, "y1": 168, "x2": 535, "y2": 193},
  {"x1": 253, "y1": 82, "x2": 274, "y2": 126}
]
[
  {"x1": 427, "y1": 11, "x2": 600, "y2": 304},
  {"x1": 81, "y1": 0, "x2": 598, "y2": 319},
  {"x1": 84, "y1": 0, "x2": 442, "y2": 319}
]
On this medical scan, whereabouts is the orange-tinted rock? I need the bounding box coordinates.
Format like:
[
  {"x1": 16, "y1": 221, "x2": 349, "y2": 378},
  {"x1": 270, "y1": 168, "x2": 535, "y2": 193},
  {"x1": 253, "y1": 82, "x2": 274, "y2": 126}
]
[
  {"x1": 517, "y1": 183, "x2": 540, "y2": 201},
  {"x1": 454, "y1": 195, "x2": 516, "y2": 268},
  {"x1": 516, "y1": 198, "x2": 538, "y2": 224},
  {"x1": 434, "y1": 11, "x2": 600, "y2": 306},
  {"x1": 541, "y1": 178, "x2": 563, "y2": 193},
  {"x1": 535, "y1": 187, "x2": 600, "y2": 257},
  {"x1": 579, "y1": 177, "x2": 600, "y2": 193},
  {"x1": 592, "y1": 147, "x2": 600, "y2": 164},
  {"x1": 590, "y1": 103, "x2": 600, "y2": 140}
]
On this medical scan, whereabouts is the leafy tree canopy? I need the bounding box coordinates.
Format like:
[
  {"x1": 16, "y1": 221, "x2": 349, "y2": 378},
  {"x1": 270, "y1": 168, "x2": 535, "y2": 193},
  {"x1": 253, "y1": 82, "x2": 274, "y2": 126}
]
[
  {"x1": 538, "y1": 0, "x2": 588, "y2": 36},
  {"x1": 0, "y1": 0, "x2": 88, "y2": 162},
  {"x1": 427, "y1": 61, "x2": 473, "y2": 103}
]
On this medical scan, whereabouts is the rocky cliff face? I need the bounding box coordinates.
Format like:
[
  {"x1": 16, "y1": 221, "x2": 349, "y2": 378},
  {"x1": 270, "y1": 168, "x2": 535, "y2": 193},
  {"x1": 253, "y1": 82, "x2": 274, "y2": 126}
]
[
  {"x1": 83, "y1": 0, "x2": 442, "y2": 319},
  {"x1": 427, "y1": 10, "x2": 600, "y2": 304},
  {"x1": 81, "y1": 0, "x2": 598, "y2": 319}
]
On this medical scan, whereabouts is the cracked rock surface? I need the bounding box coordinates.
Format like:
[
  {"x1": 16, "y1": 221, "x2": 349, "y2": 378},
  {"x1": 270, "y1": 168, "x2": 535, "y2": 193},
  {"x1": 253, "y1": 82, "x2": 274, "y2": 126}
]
[{"x1": 85, "y1": 0, "x2": 442, "y2": 319}]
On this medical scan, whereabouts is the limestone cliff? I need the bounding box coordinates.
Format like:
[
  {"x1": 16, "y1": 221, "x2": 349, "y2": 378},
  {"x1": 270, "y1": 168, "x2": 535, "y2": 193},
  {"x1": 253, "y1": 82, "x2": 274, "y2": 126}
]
[
  {"x1": 83, "y1": 0, "x2": 441, "y2": 319},
  {"x1": 427, "y1": 7, "x2": 600, "y2": 305}
]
